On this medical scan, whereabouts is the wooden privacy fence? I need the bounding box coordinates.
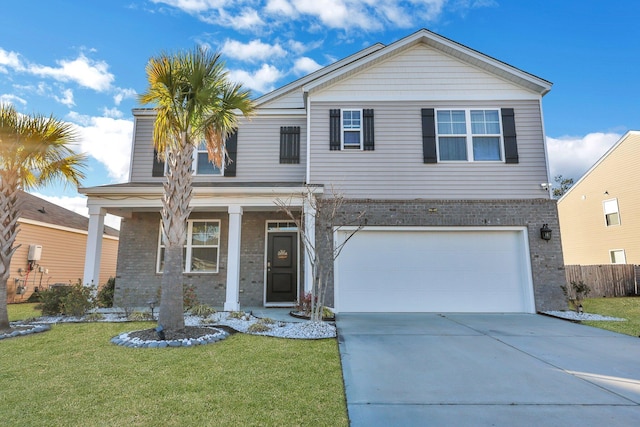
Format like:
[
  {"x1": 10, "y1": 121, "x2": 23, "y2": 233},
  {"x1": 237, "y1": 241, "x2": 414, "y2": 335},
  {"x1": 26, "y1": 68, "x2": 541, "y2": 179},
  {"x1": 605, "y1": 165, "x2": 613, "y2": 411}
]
[{"x1": 565, "y1": 265, "x2": 639, "y2": 297}]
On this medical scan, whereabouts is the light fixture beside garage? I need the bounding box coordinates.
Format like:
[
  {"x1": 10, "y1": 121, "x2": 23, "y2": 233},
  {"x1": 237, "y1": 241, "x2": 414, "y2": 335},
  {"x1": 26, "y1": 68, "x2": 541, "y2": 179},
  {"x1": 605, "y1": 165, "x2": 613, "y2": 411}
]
[{"x1": 540, "y1": 224, "x2": 552, "y2": 241}]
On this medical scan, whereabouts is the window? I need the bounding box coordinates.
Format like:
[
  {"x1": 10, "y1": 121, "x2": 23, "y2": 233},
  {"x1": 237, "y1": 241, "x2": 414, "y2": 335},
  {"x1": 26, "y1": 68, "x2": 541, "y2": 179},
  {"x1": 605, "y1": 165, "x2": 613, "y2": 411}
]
[
  {"x1": 436, "y1": 109, "x2": 503, "y2": 161},
  {"x1": 157, "y1": 220, "x2": 220, "y2": 273},
  {"x1": 610, "y1": 249, "x2": 626, "y2": 264},
  {"x1": 342, "y1": 109, "x2": 362, "y2": 149},
  {"x1": 280, "y1": 126, "x2": 300, "y2": 164},
  {"x1": 329, "y1": 109, "x2": 374, "y2": 151},
  {"x1": 194, "y1": 142, "x2": 222, "y2": 175},
  {"x1": 603, "y1": 199, "x2": 620, "y2": 226}
]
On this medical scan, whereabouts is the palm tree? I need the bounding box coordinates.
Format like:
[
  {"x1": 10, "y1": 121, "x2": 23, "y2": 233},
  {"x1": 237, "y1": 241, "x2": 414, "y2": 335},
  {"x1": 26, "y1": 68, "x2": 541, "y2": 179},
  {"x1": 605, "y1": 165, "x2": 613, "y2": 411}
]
[
  {"x1": 139, "y1": 47, "x2": 254, "y2": 331},
  {"x1": 0, "y1": 104, "x2": 86, "y2": 331}
]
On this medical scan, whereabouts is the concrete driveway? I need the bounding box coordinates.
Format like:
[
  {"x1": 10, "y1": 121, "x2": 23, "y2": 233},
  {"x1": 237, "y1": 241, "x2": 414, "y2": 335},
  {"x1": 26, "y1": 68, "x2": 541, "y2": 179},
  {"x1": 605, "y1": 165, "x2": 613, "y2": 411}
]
[{"x1": 336, "y1": 313, "x2": 640, "y2": 426}]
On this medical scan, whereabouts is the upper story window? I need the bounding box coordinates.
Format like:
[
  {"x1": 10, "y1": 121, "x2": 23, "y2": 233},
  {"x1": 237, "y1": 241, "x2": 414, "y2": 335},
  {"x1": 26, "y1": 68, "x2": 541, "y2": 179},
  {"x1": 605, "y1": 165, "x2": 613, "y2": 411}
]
[
  {"x1": 436, "y1": 109, "x2": 503, "y2": 162},
  {"x1": 329, "y1": 109, "x2": 375, "y2": 151},
  {"x1": 342, "y1": 109, "x2": 362, "y2": 149},
  {"x1": 157, "y1": 219, "x2": 221, "y2": 273},
  {"x1": 603, "y1": 199, "x2": 620, "y2": 226},
  {"x1": 194, "y1": 142, "x2": 222, "y2": 175}
]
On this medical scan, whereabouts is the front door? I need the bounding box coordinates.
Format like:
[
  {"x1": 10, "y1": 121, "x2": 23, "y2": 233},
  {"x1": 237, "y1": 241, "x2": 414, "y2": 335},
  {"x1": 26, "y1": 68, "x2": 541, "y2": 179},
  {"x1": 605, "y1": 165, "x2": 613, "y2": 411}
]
[{"x1": 266, "y1": 232, "x2": 298, "y2": 304}]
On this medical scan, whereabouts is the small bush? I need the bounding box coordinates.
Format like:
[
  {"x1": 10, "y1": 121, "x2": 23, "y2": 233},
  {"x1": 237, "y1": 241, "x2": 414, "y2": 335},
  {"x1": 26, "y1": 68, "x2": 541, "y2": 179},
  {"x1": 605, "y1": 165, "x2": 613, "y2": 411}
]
[
  {"x1": 96, "y1": 277, "x2": 115, "y2": 308},
  {"x1": 228, "y1": 311, "x2": 246, "y2": 320},
  {"x1": 247, "y1": 323, "x2": 271, "y2": 333},
  {"x1": 183, "y1": 284, "x2": 199, "y2": 310},
  {"x1": 128, "y1": 311, "x2": 151, "y2": 321},
  {"x1": 190, "y1": 304, "x2": 216, "y2": 318},
  {"x1": 258, "y1": 317, "x2": 275, "y2": 325},
  {"x1": 37, "y1": 282, "x2": 94, "y2": 316}
]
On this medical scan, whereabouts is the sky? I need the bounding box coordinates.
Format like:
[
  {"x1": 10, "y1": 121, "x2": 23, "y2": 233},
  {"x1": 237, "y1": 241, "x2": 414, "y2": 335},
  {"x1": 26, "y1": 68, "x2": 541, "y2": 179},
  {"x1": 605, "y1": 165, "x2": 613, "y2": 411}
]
[{"x1": 1, "y1": 1, "x2": 639, "y2": 229}]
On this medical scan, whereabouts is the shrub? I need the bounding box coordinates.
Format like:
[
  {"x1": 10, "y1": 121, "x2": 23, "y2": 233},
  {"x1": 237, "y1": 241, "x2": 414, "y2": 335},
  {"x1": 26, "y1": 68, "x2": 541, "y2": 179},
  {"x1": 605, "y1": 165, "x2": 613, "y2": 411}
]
[
  {"x1": 247, "y1": 323, "x2": 271, "y2": 333},
  {"x1": 37, "y1": 282, "x2": 94, "y2": 316},
  {"x1": 128, "y1": 311, "x2": 151, "y2": 321},
  {"x1": 190, "y1": 304, "x2": 216, "y2": 318},
  {"x1": 258, "y1": 317, "x2": 275, "y2": 325},
  {"x1": 228, "y1": 311, "x2": 245, "y2": 320},
  {"x1": 85, "y1": 312, "x2": 104, "y2": 322},
  {"x1": 96, "y1": 277, "x2": 115, "y2": 308},
  {"x1": 183, "y1": 284, "x2": 199, "y2": 310},
  {"x1": 561, "y1": 281, "x2": 591, "y2": 312}
]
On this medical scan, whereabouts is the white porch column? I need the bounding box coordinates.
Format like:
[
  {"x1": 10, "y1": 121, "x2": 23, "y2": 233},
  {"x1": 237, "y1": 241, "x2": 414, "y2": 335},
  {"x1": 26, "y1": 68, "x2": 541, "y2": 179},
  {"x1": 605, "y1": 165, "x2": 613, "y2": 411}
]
[
  {"x1": 83, "y1": 206, "x2": 106, "y2": 288},
  {"x1": 303, "y1": 195, "x2": 316, "y2": 293},
  {"x1": 224, "y1": 205, "x2": 243, "y2": 311}
]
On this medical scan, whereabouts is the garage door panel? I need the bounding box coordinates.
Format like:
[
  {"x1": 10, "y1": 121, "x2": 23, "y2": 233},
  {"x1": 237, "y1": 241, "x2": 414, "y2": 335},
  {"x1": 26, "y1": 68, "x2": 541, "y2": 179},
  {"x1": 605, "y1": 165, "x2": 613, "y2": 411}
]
[{"x1": 335, "y1": 229, "x2": 533, "y2": 313}]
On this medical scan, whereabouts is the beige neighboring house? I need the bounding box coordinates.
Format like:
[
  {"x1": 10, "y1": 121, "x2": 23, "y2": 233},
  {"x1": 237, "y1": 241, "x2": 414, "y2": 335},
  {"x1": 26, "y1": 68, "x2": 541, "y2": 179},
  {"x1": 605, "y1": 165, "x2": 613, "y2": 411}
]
[
  {"x1": 558, "y1": 131, "x2": 640, "y2": 265},
  {"x1": 7, "y1": 191, "x2": 119, "y2": 303}
]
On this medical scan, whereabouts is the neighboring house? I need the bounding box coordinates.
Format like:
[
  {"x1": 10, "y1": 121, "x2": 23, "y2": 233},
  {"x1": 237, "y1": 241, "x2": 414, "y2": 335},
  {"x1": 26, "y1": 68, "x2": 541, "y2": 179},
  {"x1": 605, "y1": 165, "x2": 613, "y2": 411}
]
[
  {"x1": 558, "y1": 131, "x2": 640, "y2": 265},
  {"x1": 7, "y1": 191, "x2": 119, "y2": 303},
  {"x1": 81, "y1": 29, "x2": 566, "y2": 313}
]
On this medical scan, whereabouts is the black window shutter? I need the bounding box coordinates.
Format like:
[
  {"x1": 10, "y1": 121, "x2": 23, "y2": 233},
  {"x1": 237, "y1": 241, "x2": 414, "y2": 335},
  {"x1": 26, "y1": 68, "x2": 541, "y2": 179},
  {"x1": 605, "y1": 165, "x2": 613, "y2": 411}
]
[
  {"x1": 421, "y1": 108, "x2": 437, "y2": 163},
  {"x1": 224, "y1": 131, "x2": 238, "y2": 177},
  {"x1": 280, "y1": 126, "x2": 300, "y2": 164},
  {"x1": 152, "y1": 149, "x2": 165, "y2": 177},
  {"x1": 363, "y1": 109, "x2": 375, "y2": 151},
  {"x1": 502, "y1": 108, "x2": 518, "y2": 164},
  {"x1": 329, "y1": 109, "x2": 341, "y2": 150}
]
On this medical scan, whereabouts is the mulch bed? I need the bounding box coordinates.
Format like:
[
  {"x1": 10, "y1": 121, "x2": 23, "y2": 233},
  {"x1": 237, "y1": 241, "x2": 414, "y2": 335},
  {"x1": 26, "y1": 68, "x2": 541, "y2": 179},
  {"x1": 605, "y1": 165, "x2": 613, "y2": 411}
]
[{"x1": 127, "y1": 325, "x2": 236, "y2": 341}]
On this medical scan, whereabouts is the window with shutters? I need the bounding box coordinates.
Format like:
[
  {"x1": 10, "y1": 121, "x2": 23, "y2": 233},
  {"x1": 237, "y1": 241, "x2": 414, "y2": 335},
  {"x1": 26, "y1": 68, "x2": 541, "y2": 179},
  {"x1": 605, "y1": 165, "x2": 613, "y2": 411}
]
[
  {"x1": 603, "y1": 199, "x2": 621, "y2": 226},
  {"x1": 436, "y1": 109, "x2": 503, "y2": 162},
  {"x1": 194, "y1": 142, "x2": 223, "y2": 175},
  {"x1": 329, "y1": 108, "x2": 374, "y2": 151},
  {"x1": 280, "y1": 126, "x2": 300, "y2": 164}
]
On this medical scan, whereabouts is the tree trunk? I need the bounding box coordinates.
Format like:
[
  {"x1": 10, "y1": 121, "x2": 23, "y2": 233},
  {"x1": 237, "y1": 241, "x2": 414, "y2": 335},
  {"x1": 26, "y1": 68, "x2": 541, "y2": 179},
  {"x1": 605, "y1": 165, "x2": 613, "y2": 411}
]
[
  {"x1": 0, "y1": 178, "x2": 21, "y2": 331},
  {"x1": 156, "y1": 137, "x2": 193, "y2": 332}
]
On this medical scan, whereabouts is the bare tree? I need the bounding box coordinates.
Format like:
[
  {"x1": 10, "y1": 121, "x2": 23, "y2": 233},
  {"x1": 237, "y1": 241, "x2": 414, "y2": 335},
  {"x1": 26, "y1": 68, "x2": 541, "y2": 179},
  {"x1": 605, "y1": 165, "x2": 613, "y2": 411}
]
[{"x1": 276, "y1": 185, "x2": 365, "y2": 322}]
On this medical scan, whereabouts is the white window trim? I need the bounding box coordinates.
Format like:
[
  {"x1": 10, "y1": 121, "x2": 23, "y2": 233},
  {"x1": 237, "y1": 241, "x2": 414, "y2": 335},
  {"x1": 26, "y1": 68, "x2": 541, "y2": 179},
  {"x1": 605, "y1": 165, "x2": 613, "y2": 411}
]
[
  {"x1": 156, "y1": 219, "x2": 221, "y2": 274},
  {"x1": 435, "y1": 108, "x2": 505, "y2": 162},
  {"x1": 609, "y1": 249, "x2": 626, "y2": 264},
  {"x1": 341, "y1": 108, "x2": 363, "y2": 150},
  {"x1": 603, "y1": 198, "x2": 621, "y2": 227},
  {"x1": 193, "y1": 143, "x2": 224, "y2": 176}
]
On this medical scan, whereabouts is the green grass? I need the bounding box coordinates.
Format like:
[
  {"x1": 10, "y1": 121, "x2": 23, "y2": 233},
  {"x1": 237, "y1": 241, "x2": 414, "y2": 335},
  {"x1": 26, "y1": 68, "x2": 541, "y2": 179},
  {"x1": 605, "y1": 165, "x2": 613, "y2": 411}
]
[
  {"x1": 1, "y1": 306, "x2": 348, "y2": 426},
  {"x1": 581, "y1": 296, "x2": 640, "y2": 337},
  {"x1": 8, "y1": 302, "x2": 41, "y2": 321}
]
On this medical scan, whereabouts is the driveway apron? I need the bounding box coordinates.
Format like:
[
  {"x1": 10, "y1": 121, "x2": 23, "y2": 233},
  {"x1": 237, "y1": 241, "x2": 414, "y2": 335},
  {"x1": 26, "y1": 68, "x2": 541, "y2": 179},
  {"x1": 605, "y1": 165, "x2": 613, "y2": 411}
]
[{"x1": 337, "y1": 313, "x2": 640, "y2": 426}]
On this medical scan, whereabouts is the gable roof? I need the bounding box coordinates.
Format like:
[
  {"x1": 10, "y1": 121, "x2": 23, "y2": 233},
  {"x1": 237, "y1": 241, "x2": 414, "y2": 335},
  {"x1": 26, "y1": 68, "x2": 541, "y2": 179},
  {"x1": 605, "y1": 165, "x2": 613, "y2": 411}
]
[
  {"x1": 559, "y1": 131, "x2": 640, "y2": 202},
  {"x1": 18, "y1": 191, "x2": 119, "y2": 237},
  {"x1": 256, "y1": 28, "x2": 552, "y2": 108}
]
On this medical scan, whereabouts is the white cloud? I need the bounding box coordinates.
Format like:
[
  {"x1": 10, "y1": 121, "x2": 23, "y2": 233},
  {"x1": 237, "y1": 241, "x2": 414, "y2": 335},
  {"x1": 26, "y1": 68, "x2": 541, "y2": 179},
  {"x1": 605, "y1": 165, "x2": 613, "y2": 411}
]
[
  {"x1": 151, "y1": 0, "x2": 228, "y2": 13},
  {"x1": 29, "y1": 193, "x2": 121, "y2": 230},
  {"x1": 54, "y1": 88, "x2": 75, "y2": 107},
  {"x1": 228, "y1": 63, "x2": 283, "y2": 94},
  {"x1": 221, "y1": 39, "x2": 287, "y2": 62},
  {"x1": 0, "y1": 93, "x2": 27, "y2": 105},
  {"x1": 68, "y1": 112, "x2": 134, "y2": 183},
  {"x1": 102, "y1": 107, "x2": 123, "y2": 118},
  {"x1": 0, "y1": 47, "x2": 23, "y2": 70},
  {"x1": 114, "y1": 87, "x2": 137, "y2": 105},
  {"x1": 28, "y1": 54, "x2": 114, "y2": 92},
  {"x1": 546, "y1": 132, "x2": 622, "y2": 181},
  {"x1": 293, "y1": 57, "x2": 322, "y2": 75},
  {"x1": 217, "y1": 8, "x2": 265, "y2": 29}
]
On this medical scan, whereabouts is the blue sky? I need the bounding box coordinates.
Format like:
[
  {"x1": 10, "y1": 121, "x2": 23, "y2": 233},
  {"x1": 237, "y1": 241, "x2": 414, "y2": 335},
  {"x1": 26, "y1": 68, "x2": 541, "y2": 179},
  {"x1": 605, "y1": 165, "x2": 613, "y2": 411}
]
[{"x1": 1, "y1": 1, "x2": 639, "y2": 228}]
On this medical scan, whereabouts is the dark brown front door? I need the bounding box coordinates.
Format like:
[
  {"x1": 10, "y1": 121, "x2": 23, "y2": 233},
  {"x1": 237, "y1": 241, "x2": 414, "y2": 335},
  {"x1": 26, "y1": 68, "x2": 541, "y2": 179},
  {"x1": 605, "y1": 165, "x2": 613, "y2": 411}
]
[{"x1": 266, "y1": 232, "x2": 298, "y2": 303}]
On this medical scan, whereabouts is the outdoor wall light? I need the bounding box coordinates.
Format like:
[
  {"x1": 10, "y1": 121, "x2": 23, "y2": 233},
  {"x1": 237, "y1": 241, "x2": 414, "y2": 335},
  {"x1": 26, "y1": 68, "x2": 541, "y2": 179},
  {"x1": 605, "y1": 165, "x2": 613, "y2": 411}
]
[{"x1": 540, "y1": 224, "x2": 552, "y2": 241}]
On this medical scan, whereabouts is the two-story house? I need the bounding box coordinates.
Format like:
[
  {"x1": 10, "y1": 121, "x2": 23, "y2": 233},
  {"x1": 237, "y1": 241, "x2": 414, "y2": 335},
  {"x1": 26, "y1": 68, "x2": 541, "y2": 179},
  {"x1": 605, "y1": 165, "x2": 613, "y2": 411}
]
[
  {"x1": 558, "y1": 131, "x2": 640, "y2": 265},
  {"x1": 80, "y1": 29, "x2": 566, "y2": 313}
]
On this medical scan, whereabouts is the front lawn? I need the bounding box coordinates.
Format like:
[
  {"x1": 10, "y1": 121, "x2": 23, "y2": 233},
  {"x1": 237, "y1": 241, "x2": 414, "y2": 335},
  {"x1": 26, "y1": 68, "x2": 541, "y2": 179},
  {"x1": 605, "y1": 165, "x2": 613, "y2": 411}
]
[
  {"x1": 1, "y1": 305, "x2": 348, "y2": 426},
  {"x1": 8, "y1": 302, "x2": 40, "y2": 321},
  {"x1": 581, "y1": 297, "x2": 640, "y2": 337}
]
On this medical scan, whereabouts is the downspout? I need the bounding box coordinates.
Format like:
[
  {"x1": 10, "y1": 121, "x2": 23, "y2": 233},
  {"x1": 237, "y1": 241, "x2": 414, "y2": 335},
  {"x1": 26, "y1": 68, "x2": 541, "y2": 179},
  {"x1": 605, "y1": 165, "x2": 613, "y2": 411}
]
[
  {"x1": 305, "y1": 91, "x2": 311, "y2": 184},
  {"x1": 539, "y1": 97, "x2": 553, "y2": 199}
]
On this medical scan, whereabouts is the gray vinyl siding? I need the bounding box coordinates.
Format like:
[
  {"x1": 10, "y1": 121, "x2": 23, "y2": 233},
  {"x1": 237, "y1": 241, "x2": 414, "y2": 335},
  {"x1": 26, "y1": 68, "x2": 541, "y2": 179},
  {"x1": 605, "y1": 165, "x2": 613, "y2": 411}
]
[
  {"x1": 309, "y1": 100, "x2": 549, "y2": 199},
  {"x1": 129, "y1": 112, "x2": 306, "y2": 183}
]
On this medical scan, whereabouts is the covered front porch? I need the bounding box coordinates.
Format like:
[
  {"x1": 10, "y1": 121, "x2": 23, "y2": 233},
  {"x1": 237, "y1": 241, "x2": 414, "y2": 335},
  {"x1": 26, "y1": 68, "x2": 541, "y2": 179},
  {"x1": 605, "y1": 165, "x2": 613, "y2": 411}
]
[{"x1": 80, "y1": 183, "x2": 321, "y2": 310}]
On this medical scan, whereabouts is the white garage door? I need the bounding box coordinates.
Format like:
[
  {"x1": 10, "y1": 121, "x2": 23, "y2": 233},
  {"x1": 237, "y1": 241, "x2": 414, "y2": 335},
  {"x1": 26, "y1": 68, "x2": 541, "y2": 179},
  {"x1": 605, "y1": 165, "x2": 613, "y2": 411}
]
[{"x1": 334, "y1": 227, "x2": 534, "y2": 313}]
